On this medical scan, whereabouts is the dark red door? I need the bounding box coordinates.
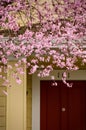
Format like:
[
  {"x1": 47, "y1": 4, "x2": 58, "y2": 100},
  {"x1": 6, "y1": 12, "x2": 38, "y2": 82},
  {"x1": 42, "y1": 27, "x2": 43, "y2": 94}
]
[{"x1": 40, "y1": 81, "x2": 86, "y2": 130}]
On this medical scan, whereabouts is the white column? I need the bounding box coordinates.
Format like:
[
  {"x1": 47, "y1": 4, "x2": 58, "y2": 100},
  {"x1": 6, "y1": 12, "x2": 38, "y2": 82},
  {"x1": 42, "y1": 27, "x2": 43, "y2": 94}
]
[{"x1": 6, "y1": 61, "x2": 26, "y2": 130}]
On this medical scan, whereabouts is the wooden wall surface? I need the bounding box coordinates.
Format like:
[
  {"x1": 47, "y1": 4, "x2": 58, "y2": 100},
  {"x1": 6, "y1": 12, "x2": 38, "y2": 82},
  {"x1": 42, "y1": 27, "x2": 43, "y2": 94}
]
[{"x1": 0, "y1": 67, "x2": 7, "y2": 130}]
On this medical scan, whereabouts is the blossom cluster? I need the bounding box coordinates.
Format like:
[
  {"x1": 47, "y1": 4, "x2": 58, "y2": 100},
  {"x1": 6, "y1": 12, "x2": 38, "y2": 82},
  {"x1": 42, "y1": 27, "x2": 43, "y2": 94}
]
[{"x1": 0, "y1": 0, "x2": 86, "y2": 89}]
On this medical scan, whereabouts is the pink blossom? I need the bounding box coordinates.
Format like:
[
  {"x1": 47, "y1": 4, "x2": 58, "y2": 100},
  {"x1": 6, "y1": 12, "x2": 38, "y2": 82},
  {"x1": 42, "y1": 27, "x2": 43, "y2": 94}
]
[
  {"x1": 52, "y1": 82, "x2": 58, "y2": 86},
  {"x1": 51, "y1": 76, "x2": 55, "y2": 80},
  {"x1": 1, "y1": 57, "x2": 7, "y2": 64},
  {"x1": 83, "y1": 59, "x2": 86, "y2": 63},
  {"x1": 3, "y1": 90, "x2": 8, "y2": 96},
  {"x1": 6, "y1": 51, "x2": 11, "y2": 56},
  {"x1": 0, "y1": 68, "x2": 2, "y2": 72},
  {"x1": 0, "y1": 75, "x2": 2, "y2": 78},
  {"x1": 16, "y1": 68, "x2": 24, "y2": 74},
  {"x1": 15, "y1": 63, "x2": 19, "y2": 67},
  {"x1": 62, "y1": 72, "x2": 67, "y2": 78},
  {"x1": 29, "y1": 65, "x2": 38, "y2": 74},
  {"x1": 21, "y1": 58, "x2": 27, "y2": 63},
  {"x1": 16, "y1": 78, "x2": 22, "y2": 85}
]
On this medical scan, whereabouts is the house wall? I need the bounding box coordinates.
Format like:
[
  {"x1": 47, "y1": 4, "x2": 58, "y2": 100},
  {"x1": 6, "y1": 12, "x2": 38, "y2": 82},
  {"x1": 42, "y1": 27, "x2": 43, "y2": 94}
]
[
  {"x1": 0, "y1": 63, "x2": 32, "y2": 130},
  {"x1": 32, "y1": 70, "x2": 86, "y2": 130},
  {"x1": 0, "y1": 67, "x2": 7, "y2": 130},
  {"x1": 6, "y1": 62, "x2": 26, "y2": 130}
]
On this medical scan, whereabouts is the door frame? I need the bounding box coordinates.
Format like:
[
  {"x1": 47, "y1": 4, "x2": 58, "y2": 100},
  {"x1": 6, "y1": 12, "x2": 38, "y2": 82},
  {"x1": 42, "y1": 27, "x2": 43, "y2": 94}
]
[{"x1": 32, "y1": 70, "x2": 86, "y2": 130}]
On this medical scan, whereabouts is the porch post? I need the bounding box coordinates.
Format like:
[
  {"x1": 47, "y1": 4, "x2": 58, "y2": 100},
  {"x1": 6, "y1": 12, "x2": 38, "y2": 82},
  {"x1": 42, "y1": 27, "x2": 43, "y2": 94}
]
[{"x1": 6, "y1": 61, "x2": 26, "y2": 130}]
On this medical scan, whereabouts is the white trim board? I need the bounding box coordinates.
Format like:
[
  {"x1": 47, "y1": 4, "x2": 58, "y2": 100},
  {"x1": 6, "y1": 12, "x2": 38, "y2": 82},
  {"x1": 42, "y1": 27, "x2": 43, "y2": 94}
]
[{"x1": 32, "y1": 70, "x2": 86, "y2": 130}]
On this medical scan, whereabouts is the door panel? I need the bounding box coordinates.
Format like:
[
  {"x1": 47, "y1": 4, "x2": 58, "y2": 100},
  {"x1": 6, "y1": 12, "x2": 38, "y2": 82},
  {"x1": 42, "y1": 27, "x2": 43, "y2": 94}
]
[
  {"x1": 61, "y1": 85, "x2": 68, "y2": 130},
  {"x1": 40, "y1": 81, "x2": 47, "y2": 130},
  {"x1": 68, "y1": 82, "x2": 86, "y2": 130},
  {"x1": 40, "y1": 81, "x2": 86, "y2": 130},
  {"x1": 40, "y1": 81, "x2": 60, "y2": 130},
  {"x1": 47, "y1": 85, "x2": 60, "y2": 130},
  {"x1": 69, "y1": 86, "x2": 82, "y2": 130}
]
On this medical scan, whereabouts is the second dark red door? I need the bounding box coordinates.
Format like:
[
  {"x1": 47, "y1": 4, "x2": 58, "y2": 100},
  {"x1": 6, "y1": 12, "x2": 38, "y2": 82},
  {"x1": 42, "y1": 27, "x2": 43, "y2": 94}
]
[{"x1": 40, "y1": 81, "x2": 86, "y2": 130}]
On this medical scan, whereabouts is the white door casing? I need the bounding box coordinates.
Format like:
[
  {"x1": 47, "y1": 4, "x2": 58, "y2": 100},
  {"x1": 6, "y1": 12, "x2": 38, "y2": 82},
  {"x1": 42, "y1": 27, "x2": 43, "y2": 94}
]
[{"x1": 32, "y1": 70, "x2": 86, "y2": 130}]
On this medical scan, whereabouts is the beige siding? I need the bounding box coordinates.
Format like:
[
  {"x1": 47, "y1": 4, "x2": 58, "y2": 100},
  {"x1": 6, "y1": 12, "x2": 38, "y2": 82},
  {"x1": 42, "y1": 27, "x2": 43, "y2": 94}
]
[
  {"x1": 0, "y1": 127, "x2": 5, "y2": 130},
  {"x1": 0, "y1": 97, "x2": 6, "y2": 107},
  {"x1": 0, "y1": 117, "x2": 6, "y2": 126},
  {"x1": 7, "y1": 61, "x2": 26, "y2": 130},
  {"x1": 0, "y1": 107, "x2": 6, "y2": 116},
  {"x1": 27, "y1": 74, "x2": 32, "y2": 130},
  {"x1": 0, "y1": 69, "x2": 7, "y2": 130}
]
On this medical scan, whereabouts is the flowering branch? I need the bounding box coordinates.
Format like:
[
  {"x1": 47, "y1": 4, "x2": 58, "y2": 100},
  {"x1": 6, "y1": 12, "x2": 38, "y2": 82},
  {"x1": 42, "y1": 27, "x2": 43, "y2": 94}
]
[{"x1": 0, "y1": 0, "x2": 86, "y2": 87}]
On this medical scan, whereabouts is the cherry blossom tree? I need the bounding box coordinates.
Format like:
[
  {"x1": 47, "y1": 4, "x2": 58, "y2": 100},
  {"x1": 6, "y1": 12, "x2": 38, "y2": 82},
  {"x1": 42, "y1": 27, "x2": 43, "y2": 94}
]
[{"x1": 0, "y1": 0, "x2": 86, "y2": 88}]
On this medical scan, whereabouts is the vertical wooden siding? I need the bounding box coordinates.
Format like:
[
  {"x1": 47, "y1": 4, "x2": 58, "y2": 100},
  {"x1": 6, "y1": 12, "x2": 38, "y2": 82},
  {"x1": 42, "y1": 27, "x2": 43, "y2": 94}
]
[
  {"x1": 27, "y1": 75, "x2": 32, "y2": 130},
  {"x1": 0, "y1": 67, "x2": 7, "y2": 130},
  {"x1": 7, "y1": 62, "x2": 26, "y2": 130}
]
